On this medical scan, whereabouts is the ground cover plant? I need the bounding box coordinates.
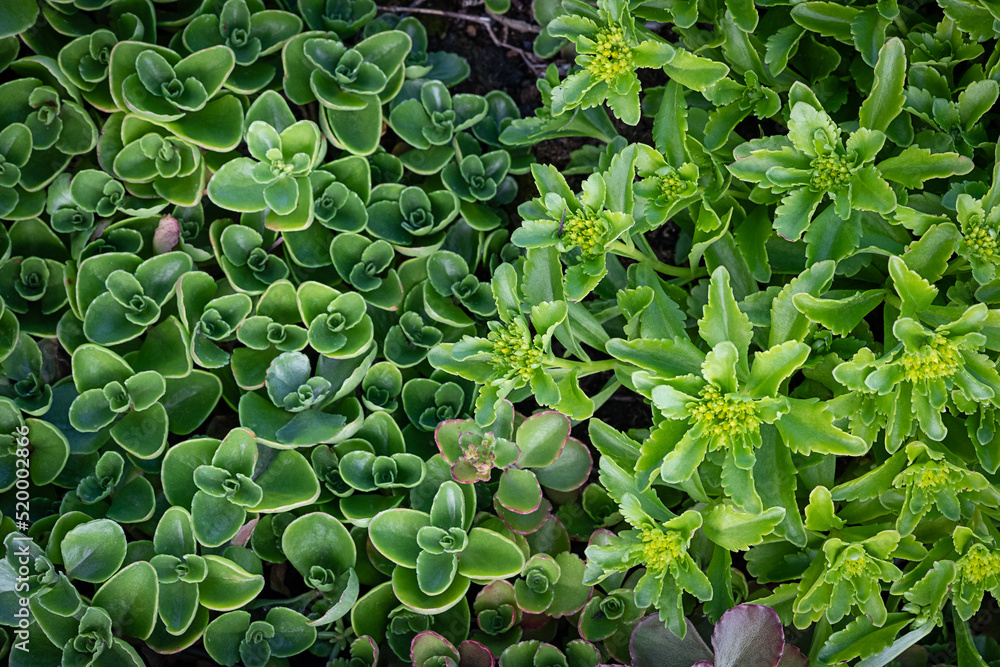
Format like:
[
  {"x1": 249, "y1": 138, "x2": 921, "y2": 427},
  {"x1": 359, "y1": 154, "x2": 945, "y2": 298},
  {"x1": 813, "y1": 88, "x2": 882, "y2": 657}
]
[{"x1": 1, "y1": 0, "x2": 1000, "y2": 665}]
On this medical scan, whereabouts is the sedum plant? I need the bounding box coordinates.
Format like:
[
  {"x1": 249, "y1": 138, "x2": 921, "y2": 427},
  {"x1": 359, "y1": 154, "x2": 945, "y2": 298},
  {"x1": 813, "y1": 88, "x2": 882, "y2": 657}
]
[{"x1": 5, "y1": 1, "x2": 1000, "y2": 666}]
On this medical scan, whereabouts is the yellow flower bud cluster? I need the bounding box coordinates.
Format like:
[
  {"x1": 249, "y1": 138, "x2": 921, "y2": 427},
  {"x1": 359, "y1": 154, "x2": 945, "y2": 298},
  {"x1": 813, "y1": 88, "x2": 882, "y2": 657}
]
[
  {"x1": 911, "y1": 462, "x2": 954, "y2": 491},
  {"x1": 560, "y1": 208, "x2": 606, "y2": 256},
  {"x1": 839, "y1": 550, "x2": 872, "y2": 579},
  {"x1": 958, "y1": 543, "x2": 1000, "y2": 586},
  {"x1": 658, "y1": 169, "x2": 687, "y2": 201},
  {"x1": 638, "y1": 526, "x2": 685, "y2": 574},
  {"x1": 586, "y1": 26, "x2": 634, "y2": 84},
  {"x1": 487, "y1": 320, "x2": 543, "y2": 383},
  {"x1": 899, "y1": 334, "x2": 962, "y2": 383},
  {"x1": 963, "y1": 223, "x2": 999, "y2": 263},
  {"x1": 688, "y1": 384, "x2": 761, "y2": 439},
  {"x1": 809, "y1": 153, "x2": 852, "y2": 192}
]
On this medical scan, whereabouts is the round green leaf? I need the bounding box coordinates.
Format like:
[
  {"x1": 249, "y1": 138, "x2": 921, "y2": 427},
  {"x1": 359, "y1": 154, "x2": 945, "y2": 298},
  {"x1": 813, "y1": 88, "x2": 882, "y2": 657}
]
[{"x1": 62, "y1": 519, "x2": 127, "y2": 583}]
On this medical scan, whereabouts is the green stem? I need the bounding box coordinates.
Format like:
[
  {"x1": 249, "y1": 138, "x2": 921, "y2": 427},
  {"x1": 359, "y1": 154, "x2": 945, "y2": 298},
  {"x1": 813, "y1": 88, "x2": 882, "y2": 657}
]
[
  {"x1": 548, "y1": 358, "x2": 616, "y2": 375},
  {"x1": 245, "y1": 590, "x2": 320, "y2": 611},
  {"x1": 606, "y1": 240, "x2": 697, "y2": 279},
  {"x1": 943, "y1": 257, "x2": 969, "y2": 276},
  {"x1": 892, "y1": 14, "x2": 908, "y2": 36}
]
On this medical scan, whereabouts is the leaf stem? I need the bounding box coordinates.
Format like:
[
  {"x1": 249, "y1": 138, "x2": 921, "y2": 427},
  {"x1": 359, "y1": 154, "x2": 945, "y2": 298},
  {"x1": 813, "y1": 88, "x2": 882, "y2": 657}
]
[
  {"x1": 245, "y1": 590, "x2": 320, "y2": 610},
  {"x1": 548, "y1": 357, "x2": 616, "y2": 375},
  {"x1": 606, "y1": 240, "x2": 698, "y2": 279}
]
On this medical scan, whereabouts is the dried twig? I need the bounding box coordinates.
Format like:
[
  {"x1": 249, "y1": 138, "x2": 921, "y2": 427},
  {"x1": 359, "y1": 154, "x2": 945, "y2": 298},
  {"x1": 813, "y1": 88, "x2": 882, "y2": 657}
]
[
  {"x1": 376, "y1": 5, "x2": 545, "y2": 75},
  {"x1": 376, "y1": 5, "x2": 541, "y2": 33}
]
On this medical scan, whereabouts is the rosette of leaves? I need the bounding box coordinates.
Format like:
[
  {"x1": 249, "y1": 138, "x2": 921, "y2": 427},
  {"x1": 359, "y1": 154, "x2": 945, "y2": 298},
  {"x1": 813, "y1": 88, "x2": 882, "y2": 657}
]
[
  {"x1": 0, "y1": 122, "x2": 35, "y2": 219},
  {"x1": 359, "y1": 361, "x2": 403, "y2": 413},
  {"x1": 109, "y1": 42, "x2": 243, "y2": 150},
  {"x1": 577, "y1": 588, "x2": 642, "y2": 645},
  {"x1": 832, "y1": 257, "x2": 1000, "y2": 453},
  {"x1": 204, "y1": 608, "x2": 317, "y2": 667},
  {"x1": 633, "y1": 142, "x2": 701, "y2": 231},
  {"x1": 472, "y1": 90, "x2": 533, "y2": 174},
  {"x1": 182, "y1": 0, "x2": 303, "y2": 93},
  {"x1": 74, "y1": 251, "x2": 192, "y2": 345},
  {"x1": 0, "y1": 531, "x2": 82, "y2": 629},
  {"x1": 150, "y1": 508, "x2": 211, "y2": 635},
  {"x1": 513, "y1": 552, "x2": 591, "y2": 618},
  {"x1": 212, "y1": 221, "x2": 289, "y2": 295},
  {"x1": 368, "y1": 145, "x2": 405, "y2": 185},
  {"x1": 233, "y1": 280, "x2": 308, "y2": 389},
  {"x1": 313, "y1": 156, "x2": 371, "y2": 232},
  {"x1": 338, "y1": 433, "x2": 424, "y2": 495},
  {"x1": 955, "y1": 192, "x2": 1000, "y2": 283},
  {"x1": 729, "y1": 99, "x2": 896, "y2": 243},
  {"x1": 904, "y1": 76, "x2": 999, "y2": 156},
  {"x1": 73, "y1": 450, "x2": 156, "y2": 524},
  {"x1": 25, "y1": 83, "x2": 99, "y2": 154},
  {"x1": 442, "y1": 145, "x2": 516, "y2": 230},
  {"x1": 177, "y1": 270, "x2": 254, "y2": 368},
  {"x1": 311, "y1": 443, "x2": 354, "y2": 501},
  {"x1": 410, "y1": 631, "x2": 493, "y2": 667},
  {"x1": 431, "y1": 263, "x2": 572, "y2": 425},
  {"x1": 331, "y1": 233, "x2": 403, "y2": 310},
  {"x1": 281, "y1": 154, "x2": 372, "y2": 268},
  {"x1": 105, "y1": 120, "x2": 206, "y2": 207},
  {"x1": 238, "y1": 348, "x2": 366, "y2": 447},
  {"x1": 546, "y1": 0, "x2": 679, "y2": 125},
  {"x1": 283, "y1": 30, "x2": 411, "y2": 155},
  {"x1": 702, "y1": 71, "x2": 781, "y2": 152},
  {"x1": 388, "y1": 80, "x2": 488, "y2": 174},
  {"x1": 363, "y1": 12, "x2": 470, "y2": 86},
  {"x1": 831, "y1": 441, "x2": 996, "y2": 536},
  {"x1": 613, "y1": 265, "x2": 866, "y2": 514},
  {"x1": 433, "y1": 400, "x2": 517, "y2": 484},
  {"x1": 425, "y1": 250, "x2": 496, "y2": 324},
  {"x1": 584, "y1": 495, "x2": 711, "y2": 638},
  {"x1": 60, "y1": 606, "x2": 146, "y2": 667},
  {"x1": 498, "y1": 639, "x2": 602, "y2": 667},
  {"x1": 280, "y1": 513, "x2": 361, "y2": 625},
  {"x1": 402, "y1": 376, "x2": 474, "y2": 432},
  {"x1": 298, "y1": 281, "x2": 375, "y2": 358},
  {"x1": 0, "y1": 219, "x2": 68, "y2": 335},
  {"x1": 265, "y1": 351, "x2": 334, "y2": 414},
  {"x1": 0, "y1": 397, "x2": 68, "y2": 493},
  {"x1": 0, "y1": 77, "x2": 99, "y2": 195},
  {"x1": 948, "y1": 527, "x2": 1000, "y2": 621},
  {"x1": 366, "y1": 183, "x2": 460, "y2": 255},
  {"x1": 794, "y1": 530, "x2": 904, "y2": 628},
  {"x1": 386, "y1": 311, "x2": 446, "y2": 368},
  {"x1": 46, "y1": 174, "x2": 96, "y2": 242},
  {"x1": 58, "y1": 29, "x2": 125, "y2": 111},
  {"x1": 208, "y1": 115, "x2": 327, "y2": 231},
  {"x1": 67, "y1": 344, "x2": 171, "y2": 459},
  {"x1": 350, "y1": 589, "x2": 472, "y2": 662},
  {"x1": 628, "y1": 603, "x2": 807, "y2": 667},
  {"x1": 69, "y1": 168, "x2": 168, "y2": 219},
  {"x1": 511, "y1": 150, "x2": 639, "y2": 300},
  {"x1": 472, "y1": 581, "x2": 522, "y2": 649},
  {"x1": 368, "y1": 481, "x2": 525, "y2": 613},
  {"x1": 437, "y1": 407, "x2": 590, "y2": 525},
  {"x1": 557, "y1": 482, "x2": 622, "y2": 540},
  {"x1": 300, "y1": 0, "x2": 376, "y2": 37},
  {"x1": 161, "y1": 427, "x2": 319, "y2": 546}
]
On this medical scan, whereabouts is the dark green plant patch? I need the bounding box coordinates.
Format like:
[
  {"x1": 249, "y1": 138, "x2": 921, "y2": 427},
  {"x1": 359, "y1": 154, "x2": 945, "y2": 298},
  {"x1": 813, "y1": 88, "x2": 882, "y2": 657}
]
[{"x1": 1, "y1": 0, "x2": 1000, "y2": 666}]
